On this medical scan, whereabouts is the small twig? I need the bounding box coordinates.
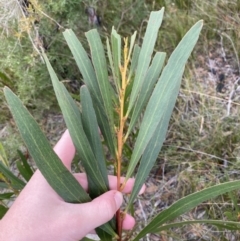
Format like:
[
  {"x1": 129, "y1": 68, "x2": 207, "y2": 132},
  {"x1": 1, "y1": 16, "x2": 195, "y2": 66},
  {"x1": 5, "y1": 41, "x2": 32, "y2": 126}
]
[
  {"x1": 164, "y1": 145, "x2": 228, "y2": 164},
  {"x1": 219, "y1": 34, "x2": 227, "y2": 62},
  {"x1": 116, "y1": 0, "x2": 139, "y2": 31},
  {"x1": 37, "y1": 8, "x2": 64, "y2": 30},
  {"x1": 138, "y1": 199, "x2": 150, "y2": 241},
  {"x1": 138, "y1": 19, "x2": 148, "y2": 44},
  {"x1": 182, "y1": 89, "x2": 240, "y2": 107},
  {"x1": 221, "y1": 32, "x2": 240, "y2": 75},
  {"x1": 226, "y1": 78, "x2": 240, "y2": 117},
  {"x1": 199, "y1": 116, "x2": 204, "y2": 135},
  {"x1": 14, "y1": 0, "x2": 44, "y2": 61}
]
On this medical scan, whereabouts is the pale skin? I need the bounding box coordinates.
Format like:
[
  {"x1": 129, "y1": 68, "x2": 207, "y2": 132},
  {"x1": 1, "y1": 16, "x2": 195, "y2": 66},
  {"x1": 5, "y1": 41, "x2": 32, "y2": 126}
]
[{"x1": 0, "y1": 130, "x2": 145, "y2": 241}]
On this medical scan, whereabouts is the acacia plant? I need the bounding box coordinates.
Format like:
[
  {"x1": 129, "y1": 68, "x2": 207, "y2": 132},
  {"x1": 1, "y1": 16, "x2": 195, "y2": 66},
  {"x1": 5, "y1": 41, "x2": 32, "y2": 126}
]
[{"x1": 4, "y1": 8, "x2": 240, "y2": 241}]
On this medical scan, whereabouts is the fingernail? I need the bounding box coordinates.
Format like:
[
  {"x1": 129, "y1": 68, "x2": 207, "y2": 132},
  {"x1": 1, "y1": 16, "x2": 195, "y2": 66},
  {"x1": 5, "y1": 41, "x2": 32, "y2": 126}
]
[{"x1": 114, "y1": 191, "x2": 123, "y2": 208}]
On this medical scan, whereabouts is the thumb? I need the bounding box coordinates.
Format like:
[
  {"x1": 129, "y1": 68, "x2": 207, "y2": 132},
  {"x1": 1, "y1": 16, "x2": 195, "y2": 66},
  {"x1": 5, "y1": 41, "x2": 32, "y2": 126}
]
[{"x1": 67, "y1": 190, "x2": 123, "y2": 238}]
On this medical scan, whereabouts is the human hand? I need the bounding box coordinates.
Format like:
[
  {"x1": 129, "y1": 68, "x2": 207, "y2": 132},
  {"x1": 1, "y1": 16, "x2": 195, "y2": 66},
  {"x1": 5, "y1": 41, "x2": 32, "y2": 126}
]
[{"x1": 0, "y1": 130, "x2": 145, "y2": 241}]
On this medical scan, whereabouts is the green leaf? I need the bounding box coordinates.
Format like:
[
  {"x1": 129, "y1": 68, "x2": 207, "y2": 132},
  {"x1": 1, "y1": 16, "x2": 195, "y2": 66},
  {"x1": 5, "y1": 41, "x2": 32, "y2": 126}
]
[
  {"x1": 128, "y1": 31, "x2": 137, "y2": 60},
  {"x1": 63, "y1": 29, "x2": 117, "y2": 158},
  {"x1": 126, "y1": 74, "x2": 182, "y2": 210},
  {"x1": 0, "y1": 184, "x2": 8, "y2": 189},
  {"x1": 128, "y1": 44, "x2": 141, "y2": 81},
  {"x1": 17, "y1": 149, "x2": 34, "y2": 177},
  {"x1": 0, "y1": 142, "x2": 8, "y2": 167},
  {"x1": 0, "y1": 71, "x2": 14, "y2": 88},
  {"x1": 125, "y1": 117, "x2": 165, "y2": 211},
  {"x1": 111, "y1": 27, "x2": 121, "y2": 90},
  {"x1": 80, "y1": 85, "x2": 109, "y2": 189},
  {"x1": 16, "y1": 160, "x2": 32, "y2": 182},
  {"x1": 43, "y1": 55, "x2": 116, "y2": 237},
  {"x1": 125, "y1": 20, "x2": 203, "y2": 181},
  {"x1": 154, "y1": 220, "x2": 240, "y2": 232},
  {"x1": 81, "y1": 237, "x2": 97, "y2": 241},
  {"x1": 0, "y1": 181, "x2": 23, "y2": 190},
  {"x1": 127, "y1": 52, "x2": 166, "y2": 136},
  {"x1": 0, "y1": 182, "x2": 11, "y2": 189},
  {"x1": 63, "y1": 29, "x2": 100, "y2": 104},
  {"x1": 0, "y1": 161, "x2": 25, "y2": 190},
  {"x1": 85, "y1": 29, "x2": 116, "y2": 144},
  {"x1": 125, "y1": 45, "x2": 141, "y2": 103},
  {"x1": 96, "y1": 228, "x2": 113, "y2": 241},
  {"x1": 106, "y1": 37, "x2": 119, "y2": 95},
  {"x1": 0, "y1": 192, "x2": 14, "y2": 200},
  {"x1": 4, "y1": 87, "x2": 90, "y2": 203},
  {"x1": 127, "y1": 8, "x2": 164, "y2": 114},
  {"x1": 132, "y1": 180, "x2": 240, "y2": 240},
  {"x1": 0, "y1": 205, "x2": 8, "y2": 219},
  {"x1": 43, "y1": 53, "x2": 108, "y2": 198},
  {"x1": 80, "y1": 86, "x2": 116, "y2": 236}
]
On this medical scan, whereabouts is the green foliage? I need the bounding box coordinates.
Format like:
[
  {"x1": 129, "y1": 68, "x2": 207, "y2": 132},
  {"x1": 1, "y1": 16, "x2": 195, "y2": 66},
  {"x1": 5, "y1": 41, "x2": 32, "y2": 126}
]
[
  {"x1": 0, "y1": 205, "x2": 8, "y2": 219},
  {"x1": 43, "y1": 55, "x2": 109, "y2": 198},
  {"x1": 3, "y1": 2, "x2": 240, "y2": 240},
  {"x1": 4, "y1": 87, "x2": 91, "y2": 202},
  {"x1": 4, "y1": 7, "x2": 239, "y2": 241},
  {"x1": 0, "y1": 145, "x2": 33, "y2": 217},
  {"x1": 1, "y1": 0, "x2": 239, "y2": 119},
  {"x1": 133, "y1": 181, "x2": 240, "y2": 240},
  {"x1": 0, "y1": 147, "x2": 34, "y2": 188}
]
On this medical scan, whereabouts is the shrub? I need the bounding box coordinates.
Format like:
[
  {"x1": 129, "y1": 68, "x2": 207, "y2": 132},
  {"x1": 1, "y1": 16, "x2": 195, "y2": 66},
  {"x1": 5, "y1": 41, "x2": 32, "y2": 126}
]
[{"x1": 3, "y1": 7, "x2": 240, "y2": 241}]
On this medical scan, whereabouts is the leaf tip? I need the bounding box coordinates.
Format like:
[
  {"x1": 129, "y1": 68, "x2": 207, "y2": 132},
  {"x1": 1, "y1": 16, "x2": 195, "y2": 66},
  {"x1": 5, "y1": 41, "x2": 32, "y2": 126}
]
[{"x1": 3, "y1": 86, "x2": 11, "y2": 97}]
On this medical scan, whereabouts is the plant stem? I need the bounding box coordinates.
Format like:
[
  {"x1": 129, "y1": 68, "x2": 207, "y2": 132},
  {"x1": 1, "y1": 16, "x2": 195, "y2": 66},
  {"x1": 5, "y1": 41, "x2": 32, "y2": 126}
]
[{"x1": 116, "y1": 37, "x2": 130, "y2": 240}]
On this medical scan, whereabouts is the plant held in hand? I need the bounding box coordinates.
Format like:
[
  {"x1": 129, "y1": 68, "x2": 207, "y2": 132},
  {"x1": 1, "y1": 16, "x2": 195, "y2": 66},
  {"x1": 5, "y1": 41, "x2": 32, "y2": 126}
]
[{"x1": 4, "y1": 7, "x2": 240, "y2": 241}]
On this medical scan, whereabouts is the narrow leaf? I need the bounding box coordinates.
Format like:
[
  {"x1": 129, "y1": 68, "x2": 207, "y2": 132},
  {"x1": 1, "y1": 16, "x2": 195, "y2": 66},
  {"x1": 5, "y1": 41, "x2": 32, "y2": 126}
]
[
  {"x1": 96, "y1": 228, "x2": 113, "y2": 241},
  {"x1": 133, "y1": 180, "x2": 240, "y2": 240},
  {"x1": 63, "y1": 29, "x2": 101, "y2": 106},
  {"x1": 16, "y1": 160, "x2": 32, "y2": 182},
  {"x1": 0, "y1": 71, "x2": 14, "y2": 87},
  {"x1": 126, "y1": 20, "x2": 203, "y2": 180},
  {"x1": 127, "y1": 8, "x2": 164, "y2": 114},
  {"x1": 106, "y1": 37, "x2": 119, "y2": 95},
  {"x1": 126, "y1": 116, "x2": 165, "y2": 210},
  {"x1": 43, "y1": 55, "x2": 116, "y2": 237},
  {"x1": 128, "y1": 44, "x2": 141, "y2": 84},
  {"x1": 4, "y1": 87, "x2": 90, "y2": 203},
  {"x1": 63, "y1": 29, "x2": 117, "y2": 157},
  {"x1": 0, "y1": 182, "x2": 14, "y2": 189},
  {"x1": 128, "y1": 31, "x2": 137, "y2": 60},
  {"x1": 17, "y1": 149, "x2": 34, "y2": 176},
  {"x1": 0, "y1": 205, "x2": 8, "y2": 219},
  {"x1": 81, "y1": 237, "x2": 97, "y2": 241},
  {"x1": 126, "y1": 75, "x2": 181, "y2": 209},
  {"x1": 125, "y1": 45, "x2": 141, "y2": 103},
  {"x1": 0, "y1": 161, "x2": 25, "y2": 190},
  {"x1": 43, "y1": 53, "x2": 108, "y2": 198},
  {"x1": 0, "y1": 192, "x2": 14, "y2": 200},
  {"x1": 111, "y1": 27, "x2": 121, "y2": 90},
  {"x1": 80, "y1": 86, "x2": 109, "y2": 189},
  {"x1": 85, "y1": 29, "x2": 116, "y2": 143},
  {"x1": 0, "y1": 180, "x2": 22, "y2": 190},
  {"x1": 155, "y1": 220, "x2": 240, "y2": 232},
  {"x1": 127, "y1": 52, "x2": 166, "y2": 136},
  {"x1": 0, "y1": 142, "x2": 8, "y2": 167}
]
